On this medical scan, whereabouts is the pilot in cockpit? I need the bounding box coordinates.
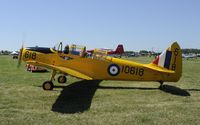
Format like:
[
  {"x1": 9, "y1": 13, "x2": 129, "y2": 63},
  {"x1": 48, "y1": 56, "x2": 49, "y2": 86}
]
[{"x1": 63, "y1": 45, "x2": 69, "y2": 54}]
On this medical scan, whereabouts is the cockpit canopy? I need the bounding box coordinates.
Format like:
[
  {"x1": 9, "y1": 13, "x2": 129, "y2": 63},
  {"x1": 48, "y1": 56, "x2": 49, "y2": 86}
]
[
  {"x1": 52, "y1": 42, "x2": 63, "y2": 52},
  {"x1": 52, "y1": 42, "x2": 86, "y2": 56}
]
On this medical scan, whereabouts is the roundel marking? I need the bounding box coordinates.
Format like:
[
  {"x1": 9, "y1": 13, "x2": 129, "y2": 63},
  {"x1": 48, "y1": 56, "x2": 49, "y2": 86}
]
[{"x1": 107, "y1": 64, "x2": 120, "y2": 76}]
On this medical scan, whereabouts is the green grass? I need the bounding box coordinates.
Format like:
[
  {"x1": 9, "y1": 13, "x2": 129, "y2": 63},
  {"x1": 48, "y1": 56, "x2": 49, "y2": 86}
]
[{"x1": 0, "y1": 55, "x2": 200, "y2": 125}]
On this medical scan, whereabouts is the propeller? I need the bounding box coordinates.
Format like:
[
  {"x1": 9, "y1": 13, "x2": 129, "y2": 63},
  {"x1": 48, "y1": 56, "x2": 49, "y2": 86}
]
[{"x1": 17, "y1": 42, "x2": 24, "y2": 68}]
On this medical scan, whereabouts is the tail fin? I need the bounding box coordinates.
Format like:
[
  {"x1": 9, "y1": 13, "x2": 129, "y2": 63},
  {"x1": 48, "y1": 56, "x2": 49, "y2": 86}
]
[
  {"x1": 115, "y1": 44, "x2": 124, "y2": 54},
  {"x1": 152, "y1": 42, "x2": 182, "y2": 81}
]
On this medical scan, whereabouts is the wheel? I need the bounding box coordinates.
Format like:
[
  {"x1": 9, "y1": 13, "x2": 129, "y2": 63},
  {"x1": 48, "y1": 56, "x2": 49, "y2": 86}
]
[
  {"x1": 42, "y1": 81, "x2": 54, "y2": 90},
  {"x1": 58, "y1": 75, "x2": 67, "y2": 83}
]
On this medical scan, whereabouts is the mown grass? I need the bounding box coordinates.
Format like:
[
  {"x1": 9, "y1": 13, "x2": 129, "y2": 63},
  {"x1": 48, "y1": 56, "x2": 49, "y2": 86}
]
[{"x1": 0, "y1": 55, "x2": 200, "y2": 125}]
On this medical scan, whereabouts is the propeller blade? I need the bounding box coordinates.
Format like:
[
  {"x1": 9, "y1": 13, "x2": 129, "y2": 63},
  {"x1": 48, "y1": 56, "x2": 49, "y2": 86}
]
[{"x1": 17, "y1": 43, "x2": 24, "y2": 68}]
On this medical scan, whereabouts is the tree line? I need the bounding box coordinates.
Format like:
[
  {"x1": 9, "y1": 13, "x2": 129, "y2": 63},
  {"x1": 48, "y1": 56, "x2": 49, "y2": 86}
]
[{"x1": 181, "y1": 49, "x2": 200, "y2": 54}]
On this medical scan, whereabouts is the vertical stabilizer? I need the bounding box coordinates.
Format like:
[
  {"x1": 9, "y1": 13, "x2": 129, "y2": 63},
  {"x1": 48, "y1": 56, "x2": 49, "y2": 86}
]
[{"x1": 152, "y1": 42, "x2": 182, "y2": 81}]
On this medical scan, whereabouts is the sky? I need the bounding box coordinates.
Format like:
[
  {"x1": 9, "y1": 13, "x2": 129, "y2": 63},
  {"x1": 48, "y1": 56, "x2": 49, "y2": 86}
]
[{"x1": 0, "y1": 0, "x2": 200, "y2": 52}]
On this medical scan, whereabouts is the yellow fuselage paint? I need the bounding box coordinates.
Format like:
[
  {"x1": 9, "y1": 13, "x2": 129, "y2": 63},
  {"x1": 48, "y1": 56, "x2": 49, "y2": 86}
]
[{"x1": 21, "y1": 47, "x2": 179, "y2": 82}]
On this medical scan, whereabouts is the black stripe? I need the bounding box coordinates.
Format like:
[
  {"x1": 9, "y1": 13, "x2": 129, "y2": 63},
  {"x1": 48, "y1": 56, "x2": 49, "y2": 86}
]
[
  {"x1": 26, "y1": 47, "x2": 54, "y2": 54},
  {"x1": 164, "y1": 51, "x2": 172, "y2": 69}
]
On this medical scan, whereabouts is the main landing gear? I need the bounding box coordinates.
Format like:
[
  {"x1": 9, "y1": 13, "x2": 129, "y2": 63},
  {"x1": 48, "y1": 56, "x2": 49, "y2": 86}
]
[
  {"x1": 43, "y1": 81, "x2": 54, "y2": 90},
  {"x1": 42, "y1": 70, "x2": 67, "y2": 90},
  {"x1": 58, "y1": 75, "x2": 67, "y2": 83}
]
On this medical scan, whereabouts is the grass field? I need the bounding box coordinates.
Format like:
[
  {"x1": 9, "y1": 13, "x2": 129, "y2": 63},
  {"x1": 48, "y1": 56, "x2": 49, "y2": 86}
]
[{"x1": 0, "y1": 55, "x2": 200, "y2": 125}]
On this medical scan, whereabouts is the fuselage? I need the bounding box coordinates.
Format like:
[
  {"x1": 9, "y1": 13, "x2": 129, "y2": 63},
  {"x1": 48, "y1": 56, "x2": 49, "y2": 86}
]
[{"x1": 21, "y1": 47, "x2": 177, "y2": 82}]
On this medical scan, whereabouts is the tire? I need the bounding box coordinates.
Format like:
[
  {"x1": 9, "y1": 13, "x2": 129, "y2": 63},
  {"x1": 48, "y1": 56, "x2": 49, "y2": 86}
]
[
  {"x1": 58, "y1": 75, "x2": 67, "y2": 83},
  {"x1": 42, "y1": 81, "x2": 54, "y2": 90}
]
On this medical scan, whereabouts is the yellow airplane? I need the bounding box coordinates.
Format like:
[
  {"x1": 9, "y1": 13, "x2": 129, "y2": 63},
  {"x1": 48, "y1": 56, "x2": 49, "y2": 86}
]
[{"x1": 18, "y1": 42, "x2": 182, "y2": 90}]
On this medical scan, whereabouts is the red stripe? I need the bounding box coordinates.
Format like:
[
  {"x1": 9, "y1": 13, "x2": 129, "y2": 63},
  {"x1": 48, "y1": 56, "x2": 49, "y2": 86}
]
[{"x1": 152, "y1": 56, "x2": 159, "y2": 65}]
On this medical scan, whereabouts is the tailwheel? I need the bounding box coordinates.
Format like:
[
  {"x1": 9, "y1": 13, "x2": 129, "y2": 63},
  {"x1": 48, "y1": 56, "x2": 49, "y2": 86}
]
[
  {"x1": 58, "y1": 75, "x2": 67, "y2": 83},
  {"x1": 159, "y1": 81, "x2": 164, "y2": 85},
  {"x1": 159, "y1": 81, "x2": 164, "y2": 89},
  {"x1": 43, "y1": 81, "x2": 54, "y2": 90}
]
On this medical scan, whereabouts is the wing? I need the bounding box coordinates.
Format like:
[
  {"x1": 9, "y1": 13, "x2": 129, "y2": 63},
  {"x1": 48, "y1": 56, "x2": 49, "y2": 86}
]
[{"x1": 26, "y1": 61, "x2": 93, "y2": 80}]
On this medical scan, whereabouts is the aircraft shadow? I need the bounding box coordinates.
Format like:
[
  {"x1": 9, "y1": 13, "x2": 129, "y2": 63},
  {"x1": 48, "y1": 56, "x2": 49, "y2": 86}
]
[
  {"x1": 185, "y1": 88, "x2": 200, "y2": 92},
  {"x1": 51, "y1": 80, "x2": 102, "y2": 114},
  {"x1": 159, "y1": 85, "x2": 191, "y2": 96},
  {"x1": 99, "y1": 85, "x2": 190, "y2": 96},
  {"x1": 98, "y1": 86, "x2": 158, "y2": 90},
  {"x1": 51, "y1": 82, "x2": 190, "y2": 114}
]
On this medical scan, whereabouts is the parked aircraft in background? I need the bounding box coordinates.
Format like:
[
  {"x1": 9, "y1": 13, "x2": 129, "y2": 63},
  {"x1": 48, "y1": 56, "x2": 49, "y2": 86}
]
[
  {"x1": 87, "y1": 44, "x2": 124, "y2": 57},
  {"x1": 182, "y1": 54, "x2": 197, "y2": 59}
]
